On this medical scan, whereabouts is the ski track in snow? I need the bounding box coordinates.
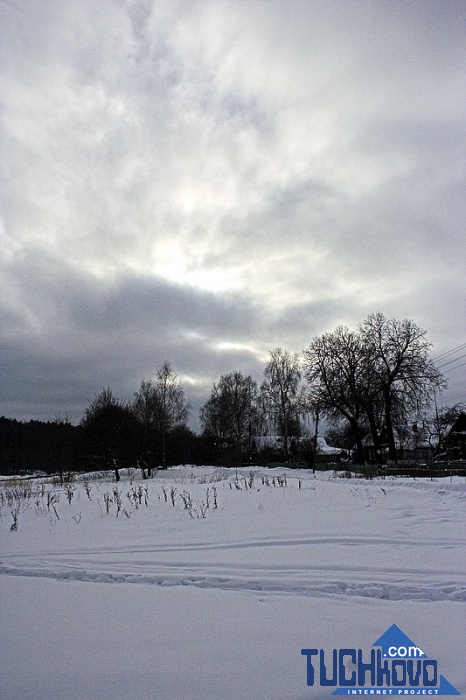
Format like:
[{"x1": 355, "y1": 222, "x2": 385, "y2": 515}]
[{"x1": 1, "y1": 533, "x2": 465, "y2": 602}]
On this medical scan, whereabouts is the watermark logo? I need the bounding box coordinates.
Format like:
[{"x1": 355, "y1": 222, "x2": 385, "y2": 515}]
[{"x1": 301, "y1": 624, "x2": 460, "y2": 695}]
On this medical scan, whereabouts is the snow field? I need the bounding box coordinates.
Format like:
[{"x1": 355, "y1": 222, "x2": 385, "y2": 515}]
[{"x1": 1, "y1": 466, "x2": 465, "y2": 699}]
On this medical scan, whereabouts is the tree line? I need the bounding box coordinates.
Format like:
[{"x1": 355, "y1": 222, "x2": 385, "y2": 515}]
[
  {"x1": 200, "y1": 312, "x2": 452, "y2": 465},
  {"x1": 0, "y1": 313, "x2": 460, "y2": 477}
]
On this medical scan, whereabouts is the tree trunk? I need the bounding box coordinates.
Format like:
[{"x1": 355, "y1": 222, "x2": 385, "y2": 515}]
[
  {"x1": 348, "y1": 419, "x2": 364, "y2": 464},
  {"x1": 384, "y1": 391, "x2": 397, "y2": 461},
  {"x1": 367, "y1": 410, "x2": 382, "y2": 460},
  {"x1": 161, "y1": 428, "x2": 167, "y2": 469}
]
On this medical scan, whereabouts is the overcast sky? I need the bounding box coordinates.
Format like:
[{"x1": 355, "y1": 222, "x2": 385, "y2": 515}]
[{"x1": 1, "y1": 0, "x2": 465, "y2": 429}]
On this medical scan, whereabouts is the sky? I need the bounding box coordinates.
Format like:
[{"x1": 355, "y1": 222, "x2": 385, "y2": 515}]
[{"x1": 1, "y1": 0, "x2": 465, "y2": 430}]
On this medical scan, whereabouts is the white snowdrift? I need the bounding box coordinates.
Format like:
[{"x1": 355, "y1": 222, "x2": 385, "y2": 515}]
[{"x1": 1, "y1": 466, "x2": 465, "y2": 700}]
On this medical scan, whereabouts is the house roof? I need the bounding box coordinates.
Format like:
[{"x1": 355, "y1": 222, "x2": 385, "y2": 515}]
[{"x1": 446, "y1": 412, "x2": 466, "y2": 437}]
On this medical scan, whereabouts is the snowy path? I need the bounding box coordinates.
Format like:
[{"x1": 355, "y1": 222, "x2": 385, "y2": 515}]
[{"x1": 2, "y1": 532, "x2": 465, "y2": 601}]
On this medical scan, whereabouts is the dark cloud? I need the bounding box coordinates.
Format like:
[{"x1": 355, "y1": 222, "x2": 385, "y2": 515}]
[{"x1": 0, "y1": 248, "x2": 267, "y2": 423}]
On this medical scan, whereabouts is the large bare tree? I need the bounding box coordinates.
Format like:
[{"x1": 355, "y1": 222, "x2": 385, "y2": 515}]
[
  {"x1": 303, "y1": 314, "x2": 446, "y2": 463},
  {"x1": 360, "y1": 313, "x2": 446, "y2": 460},
  {"x1": 302, "y1": 327, "x2": 376, "y2": 463}
]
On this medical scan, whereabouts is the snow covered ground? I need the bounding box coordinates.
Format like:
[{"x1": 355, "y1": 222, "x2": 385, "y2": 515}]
[{"x1": 1, "y1": 466, "x2": 465, "y2": 699}]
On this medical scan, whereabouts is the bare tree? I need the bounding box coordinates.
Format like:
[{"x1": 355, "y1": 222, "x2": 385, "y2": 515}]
[
  {"x1": 81, "y1": 388, "x2": 139, "y2": 481},
  {"x1": 200, "y1": 372, "x2": 263, "y2": 462},
  {"x1": 302, "y1": 327, "x2": 374, "y2": 463},
  {"x1": 132, "y1": 380, "x2": 160, "y2": 477},
  {"x1": 422, "y1": 402, "x2": 465, "y2": 456},
  {"x1": 134, "y1": 363, "x2": 189, "y2": 470},
  {"x1": 52, "y1": 411, "x2": 74, "y2": 483},
  {"x1": 261, "y1": 348, "x2": 306, "y2": 460},
  {"x1": 303, "y1": 315, "x2": 446, "y2": 463},
  {"x1": 360, "y1": 313, "x2": 446, "y2": 460}
]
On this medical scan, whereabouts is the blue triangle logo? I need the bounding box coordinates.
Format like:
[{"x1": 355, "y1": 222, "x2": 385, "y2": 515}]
[
  {"x1": 438, "y1": 675, "x2": 461, "y2": 695},
  {"x1": 372, "y1": 623, "x2": 426, "y2": 658},
  {"x1": 371, "y1": 625, "x2": 461, "y2": 695}
]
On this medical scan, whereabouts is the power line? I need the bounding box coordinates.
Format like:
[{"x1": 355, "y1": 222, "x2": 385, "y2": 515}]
[
  {"x1": 442, "y1": 359, "x2": 466, "y2": 374},
  {"x1": 434, "y1": 342, "x2": 466, "y2": 361},
  {"x1": 436, "y1": 353, "x2": 466, "y2": 370},
  {"x1": 433, "y1": 342, "x2": 466, "y2": 362}
]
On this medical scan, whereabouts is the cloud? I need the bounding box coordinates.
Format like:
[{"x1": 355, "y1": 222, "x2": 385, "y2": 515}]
[
  {"x1": 0, "y1": 243, "x2": 268, "y2": 422},
  {"x1": 1, "y1": 0, "x2": 465, "y2": 425}
]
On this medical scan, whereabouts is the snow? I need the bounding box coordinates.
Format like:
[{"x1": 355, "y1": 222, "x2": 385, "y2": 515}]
[
  {"x1": 1, "y1": 466, "x2": 465, "y2": 699},
  {"x1": 316, "y1": 437, "x2": 343, "y2": 454}
]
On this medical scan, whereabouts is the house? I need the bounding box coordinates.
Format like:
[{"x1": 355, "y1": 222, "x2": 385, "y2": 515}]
[
  {"x1": 362, "y1": 425, "x2": 433, "y2": 464},
  {"x1": 440, "y1": 412, "x2": 466, "y2": 460}
]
